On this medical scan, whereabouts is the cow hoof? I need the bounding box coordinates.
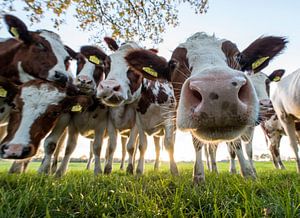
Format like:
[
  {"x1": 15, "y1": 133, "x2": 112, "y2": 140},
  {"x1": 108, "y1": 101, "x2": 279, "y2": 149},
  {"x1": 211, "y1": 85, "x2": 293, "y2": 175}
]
[
  {"x1": 154, "y1": 162, "x2": 160, "y2": 171},
  {"x1": 193, "y1": 175, "x2": 205, "y2": 185},
  {"x1": 230, "y1": 169, "x2": 237, "y2": 174},
  {"x1": 170, "y1": 164, "x2": 179, "y2": 176},
  {"x1": 55, "y1": 169, "x2": 65, "y2": 178},
  {"x1": 104, "y1": 165, "x2": 112, "y2": 174},
  {"x1": 126, "y1": 164, "x2": 134, "y2": 174},
  {"x1": 94, "y1": 168, "x2": 102, "y2": 176},
  {"x1": 241, "y1": 168, "x2": 256, "y2": 179},
  {"x1": 120, "y1": 164, "x2": 124, "y2": 171}
]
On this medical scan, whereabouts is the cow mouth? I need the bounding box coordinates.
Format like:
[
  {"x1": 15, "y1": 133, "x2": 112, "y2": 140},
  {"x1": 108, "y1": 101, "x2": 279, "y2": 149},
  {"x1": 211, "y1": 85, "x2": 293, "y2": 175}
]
[
  {"x1": 101, "y1": 95, "x2": 125, "y2": 107},
  {"x1": 191, "y1": 125, "x2": 246, "y2": 143},
  {"x1": 76, "y1": 85, "x2": 96, "y2": 95}
]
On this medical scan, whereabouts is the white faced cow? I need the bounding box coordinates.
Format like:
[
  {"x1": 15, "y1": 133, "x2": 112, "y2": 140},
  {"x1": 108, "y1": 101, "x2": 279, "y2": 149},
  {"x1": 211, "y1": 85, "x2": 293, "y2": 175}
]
[
  {"x1": 271, "y1": 68, "x2": 300, "y2": 173},
  {"x1": 125, "y1": 32, "x2": 287, "y2": 183},
  {"x1": 204, "y1": 70, "x2": 285, "y2": 174},
  {"x1": 0, "y1": 80, "x2": 91, "y2": 160},
  {"x1": 96, "y1": 38, "x2": 178, "y2": 175}
]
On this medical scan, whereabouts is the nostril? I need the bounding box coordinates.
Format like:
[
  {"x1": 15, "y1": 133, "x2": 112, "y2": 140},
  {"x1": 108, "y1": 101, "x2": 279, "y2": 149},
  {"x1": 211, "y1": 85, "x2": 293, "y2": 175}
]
[
  {"x1": 22, "y1": 146, "x2": 31, "y2": 156},
  {"x1": 191, "y1": 89, "x2": 202, "y2": 103},
  {"x1": 238, "y1": 81, "x2": 249, "y2": 103},
  {"x1": 1, "y1": 144, "x2": 8, "y2": 153},
  {"x1": 86, "y1": 80, "x2": 92, "y2": 84},
  {"x1": 113, "y1": 85, "x2": 121, "y2": 92},
  {"x1": 55, "y1": 71, "x2": 62, "y2": 78}
]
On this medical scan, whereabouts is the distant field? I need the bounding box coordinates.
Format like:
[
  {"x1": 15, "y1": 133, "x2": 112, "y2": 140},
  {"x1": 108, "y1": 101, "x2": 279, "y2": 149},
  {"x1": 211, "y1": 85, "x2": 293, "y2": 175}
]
[{"x1": 0, "y1": 161, "x2": 299, "y2": 217}]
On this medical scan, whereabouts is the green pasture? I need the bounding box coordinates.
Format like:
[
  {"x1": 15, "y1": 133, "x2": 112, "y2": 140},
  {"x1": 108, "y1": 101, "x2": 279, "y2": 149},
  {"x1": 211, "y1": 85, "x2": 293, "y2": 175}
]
[{"x1": 0, "y1": 161, "x2": 299, "y2": 217}]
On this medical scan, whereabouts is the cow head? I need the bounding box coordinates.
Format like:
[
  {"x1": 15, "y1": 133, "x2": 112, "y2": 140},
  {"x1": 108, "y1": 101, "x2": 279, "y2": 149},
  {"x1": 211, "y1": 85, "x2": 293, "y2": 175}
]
[
  {"x1": 96, "y1": 37, "x2": 144, "y2": 107},
  {"x1": 2, "y1": 14, "x2": 72, "y2": 84},
  {"x1": 125, "y1": 32, "x2": 287, "y2": 143},
  {"x1": 0, "y1": 80, "x2": 92, "y2": 159},
  {"x1": 66, "y1": 45, "x2": 107, "y2": 95}
]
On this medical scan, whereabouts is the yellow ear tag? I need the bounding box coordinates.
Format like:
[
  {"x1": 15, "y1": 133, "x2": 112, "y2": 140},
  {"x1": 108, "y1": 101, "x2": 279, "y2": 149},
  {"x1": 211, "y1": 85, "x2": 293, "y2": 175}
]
[
  {"x1": 273, "y1": 76, "x2": 281, "y2": 82},
  {"x1": 0, "y1": 87, "x2": 7, "y2": 98},
  {"x1": 89, "y1": 55, "x2": 101, "y2": 65},
  {"x1": 71, "y1": 104, "x2": 82, "y2": 112},
  {"x1": 252, "y1": 56, "x2": 269, "y2": 70},
  {"x1": 142, "y1": 67, "x2": 158, "y2": 78},
  {"x1": 10, "y1": 27, "x2": 19, "y2": 39}
]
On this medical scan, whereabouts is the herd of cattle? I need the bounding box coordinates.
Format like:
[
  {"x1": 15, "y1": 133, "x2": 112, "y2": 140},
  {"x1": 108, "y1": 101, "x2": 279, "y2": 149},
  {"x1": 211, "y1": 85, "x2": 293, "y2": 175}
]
[{"x1": 0, "y1": 14, "x2": 299, "y2": 183}]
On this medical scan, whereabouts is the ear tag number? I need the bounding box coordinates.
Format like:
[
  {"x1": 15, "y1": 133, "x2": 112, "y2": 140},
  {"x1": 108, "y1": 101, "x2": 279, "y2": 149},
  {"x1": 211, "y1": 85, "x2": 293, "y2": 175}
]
[
  {"x1": 71, "y1": 104, "x2": 82, "y2": 112},
  {"x1": 252, "y1": 56, "x2": 269, "y2": 70},
  {"x1": 0, "y1": 87, "x2": 7, "y2": 98},
  {"x1": 142, "y1": 67, "x2": 158, "y2": 78},
  {"x1": 10, "y1": 27, "x2": 19, "y2": 39},
  {"x1": 89, "y1": 56, "x2": 101, "y2": 65}
]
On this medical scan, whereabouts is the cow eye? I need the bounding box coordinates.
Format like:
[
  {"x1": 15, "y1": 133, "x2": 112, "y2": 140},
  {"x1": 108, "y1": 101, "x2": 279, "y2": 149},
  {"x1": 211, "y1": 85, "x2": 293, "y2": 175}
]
[
  {"x1": 50, "y1": 111, "x2": 60, "y2": 117},
  {"x1": 35, "y1": 42, "x2": 46, "y2": 51}
]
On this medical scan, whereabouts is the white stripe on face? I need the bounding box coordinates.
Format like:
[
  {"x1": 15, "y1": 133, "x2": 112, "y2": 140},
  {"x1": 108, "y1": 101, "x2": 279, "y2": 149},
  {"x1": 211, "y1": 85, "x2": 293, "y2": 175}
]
[
  {"x1": 9, "y1": 84, "x2": 66, "y2": 146},
  {"x1": 39, "y1": 31, "x2": 69, "y2": 80},
  {"x1": 76, "y1": 58, "x2": 97, "y2": 88}
]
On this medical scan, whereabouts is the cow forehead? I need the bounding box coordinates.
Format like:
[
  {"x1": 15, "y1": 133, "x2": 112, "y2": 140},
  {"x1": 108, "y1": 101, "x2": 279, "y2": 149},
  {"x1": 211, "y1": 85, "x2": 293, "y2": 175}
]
[
  {"x1": 179, "y1": 32, "x2": 228, "y2": 74},
  {"x1": 78, "y1": 58, "x2": 96, "y2": 77},
  {"x1": 39, "y1": 30, "x2": 69, "y2": 59}
]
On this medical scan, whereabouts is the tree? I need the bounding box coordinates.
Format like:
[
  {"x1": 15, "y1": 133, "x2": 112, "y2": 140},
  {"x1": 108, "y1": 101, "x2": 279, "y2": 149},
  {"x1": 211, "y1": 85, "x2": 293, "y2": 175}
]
[{"x1": 0, "y1": 0, "x2": 209, "y2": 43}]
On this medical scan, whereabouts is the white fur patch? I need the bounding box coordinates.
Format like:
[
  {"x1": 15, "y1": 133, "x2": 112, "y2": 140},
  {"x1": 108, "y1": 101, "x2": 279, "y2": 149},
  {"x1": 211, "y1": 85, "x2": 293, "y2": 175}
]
[
  {"x1": 249, "y1": 72, "x2": 269, "y2": 100},
  {"x1": 39, "y1": 31, "x2": 69, "y2": 80},
  {"x1": 9, "y1": 84, "x2": 66, "y2": 146}
]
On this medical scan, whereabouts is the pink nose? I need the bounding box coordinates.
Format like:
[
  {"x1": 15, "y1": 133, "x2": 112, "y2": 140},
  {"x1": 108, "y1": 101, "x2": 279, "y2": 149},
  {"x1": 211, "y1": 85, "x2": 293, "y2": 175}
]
[
  {"x1": 0, "y1": 143, "x2": 34, "y2": 159},
  {"x1": 77, "y1": 75, "x2": 93, "y2": 85},
  {"x1": 183, "y1": 72, "x2": 256, "y2": 127},
  {"x1": 97, "y1": 80, "x2": 121, "y2": 99}
]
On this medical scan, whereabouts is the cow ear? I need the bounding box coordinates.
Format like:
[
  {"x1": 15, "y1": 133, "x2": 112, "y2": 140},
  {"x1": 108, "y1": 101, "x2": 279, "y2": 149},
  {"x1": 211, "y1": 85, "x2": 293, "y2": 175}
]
[
  {"x1": 125, "y1": 49, "x2": 170, "y2": 81},
  {"x1": 268, "y1": 69, "x2": 285, "y2": 82},
  {"x1": 239, "y1": 36, "x2": 288, "y2": 73},
  {"x1": 0, "y1": 76, "x2": 19, "y2": 102},
  {"x1": 4, "y1": 14, "x2": 32, "y2": 44},
  {"x1": 64, "y1": 45, "x2": 78, "y2": 59},
  {"x1": 104, "y1": 37, "x2": 119, "y2": 51}
]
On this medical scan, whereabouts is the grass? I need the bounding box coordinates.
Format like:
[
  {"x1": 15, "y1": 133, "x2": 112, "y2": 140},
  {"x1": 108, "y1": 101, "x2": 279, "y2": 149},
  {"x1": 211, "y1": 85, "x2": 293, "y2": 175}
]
[{"x1": 0, "y1": 161, "x2": 299, "y2": 217}]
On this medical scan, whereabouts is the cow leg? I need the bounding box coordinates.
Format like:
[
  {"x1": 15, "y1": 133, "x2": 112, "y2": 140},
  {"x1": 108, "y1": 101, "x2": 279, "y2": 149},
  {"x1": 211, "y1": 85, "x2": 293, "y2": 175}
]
[
  {"x1": 153, "y1": 136, "x2": 160, "y2": 171},
  {"x1": 126, "y1": 125, "x2": 138, "y2": 174},
  {"x1": 164, "y1": 123, "x2": 178, "y2": 176},
  {"x1": 104, "y1": 119, "x2": 117, "y2": 174},
  {"x1": 51, "y1": 129, "x2": 67, "y2": 174},
  {"x1": 93, "y1": 125, "x2": 106, "y2": 175},
  {"x1": 241, "y1": 127, "x2": 256, "y2": 175},
  {"x1": 86, "y1": 140, "x2": 94, "y2": 170},
  {"x1": 9, "y1": 161, "x2": 25, "y2": 174},
  {"x1": 136, "y1": 131, "x2": 147, "y2": 175},
  {"x1": 208, "y1": 144, "x2": 218, "y2": 173},
  {"x1": 120, "y1": 136, "x2": 127, "y2": 170},
  {"x1": 227, "y1": 142, "x2": 237, "y2": 174},
  {"x1": 279, "y1": 116, "x2": 300, "y2": 172},
  {"x1": 55, "y1": 126, "x2": 79, "y2": 177},
  {"x1": 203, "y1": 144, "x2": 211, "y2": 171},
  {"x1": 269, "y1": 134, "x2": 285, "y2": 169},
  {"x1": 38, "y1": 114, "x2": 70, "y2": 174},
  {"x1": 230, "y1": 140, "x2": 256, "y2": 179},
  {"x1": 192, "y1": 136, "x2": 205, "y2": 184}
]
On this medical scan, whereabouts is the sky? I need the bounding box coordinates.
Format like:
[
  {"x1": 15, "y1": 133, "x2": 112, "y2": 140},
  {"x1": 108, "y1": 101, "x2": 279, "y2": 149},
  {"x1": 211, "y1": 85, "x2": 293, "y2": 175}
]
[{"x1": 0, "y1": 0, "x2": 299, "y2": 162}]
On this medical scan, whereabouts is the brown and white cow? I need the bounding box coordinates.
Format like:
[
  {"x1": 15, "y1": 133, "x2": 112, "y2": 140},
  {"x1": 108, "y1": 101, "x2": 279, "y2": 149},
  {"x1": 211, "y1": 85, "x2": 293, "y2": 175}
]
[
  {"x1": 0, "y1": 14, "x2": 70, "y2": 84},
  {"x1": 271, "y1": 68, "x2": 300, "y2": 172},
  {"x1": 96, "y1": 38, "x2": 178, "y2": 175},
  {"x1": 0, "y1": 80, "x2": 91, "y2": 159},
  {"x1": 125, "y1": 32, "x2": 287, "y2": 183},
  {"x1": 38, "y1": 45, "x2": 109, "y2": 177}
]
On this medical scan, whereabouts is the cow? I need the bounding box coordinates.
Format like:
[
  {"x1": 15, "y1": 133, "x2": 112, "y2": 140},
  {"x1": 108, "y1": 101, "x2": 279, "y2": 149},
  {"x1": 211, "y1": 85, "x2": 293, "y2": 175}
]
[
  {"x1": 96, "y1": 38, "x2": 178, "y2": 175},
  {"x1": 38, "y1": 45, "x2": 109, "y2": 177},
  {"x1": 0, "y1": 14, "x2": 70, "y2": 84},
  {"x1": 124, "y1": 32, "x2": 287, "y2": 183},
  {"x1": 204, "y1": 70, "x2": 285, "y2": 173},
  {"x1": 0, "y1": 79, "x2": 92, "y2": 160},
  {"x1": 0, "y1": 14, "x2": 74, "y2": 172},
  {"x1": 271, "y1": 68, "x2": 300, "y2": 173}
]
